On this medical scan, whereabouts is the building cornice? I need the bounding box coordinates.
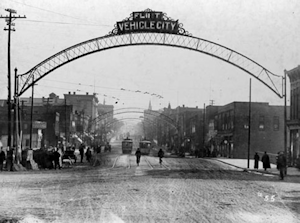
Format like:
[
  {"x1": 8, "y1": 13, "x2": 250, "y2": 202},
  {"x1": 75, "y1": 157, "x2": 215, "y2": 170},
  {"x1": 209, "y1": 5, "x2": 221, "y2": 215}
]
[{"x1": 286, "y1": 65, "x2": 300, "y2": 82}]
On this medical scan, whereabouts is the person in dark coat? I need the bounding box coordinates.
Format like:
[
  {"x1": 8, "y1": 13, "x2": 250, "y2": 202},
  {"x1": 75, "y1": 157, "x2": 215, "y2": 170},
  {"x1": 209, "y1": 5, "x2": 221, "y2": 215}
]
[
  {"x1": 79, "y1": 144, "x2": 84, "y2": 163},
  {"x1": 0, "y1": 147, "x2": 6, "y2": 171},
  {"x1": 277, "y1": 152, "x2": 287, "y2": 180},
  {"x1": 158, "y1": 149, "x2": 164, "y2": 165},
  {"x1": 53, "y1": 149, "x2": 61, "y2": 170},
  {"x1": 6, "y1": 147, "x2": 14, "y2": 171},
  {"x1": 135, "y1": 148, "x2": 141, "y2": 166},
  {"x1": 85, "y1": 147, "x2": 92, "y2": 162},
  {"x1": 261, "y1": 151, "x2": 271, "y2": 171},
  {"x1": 254, "y1": 152, "x2": 260, "y2": 169}
]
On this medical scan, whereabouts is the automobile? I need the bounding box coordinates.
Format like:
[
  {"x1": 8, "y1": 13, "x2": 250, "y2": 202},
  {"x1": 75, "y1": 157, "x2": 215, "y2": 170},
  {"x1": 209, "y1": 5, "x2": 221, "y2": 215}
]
[{"x1": 62, "y1": 150, "x2": 77, "y2": 164}]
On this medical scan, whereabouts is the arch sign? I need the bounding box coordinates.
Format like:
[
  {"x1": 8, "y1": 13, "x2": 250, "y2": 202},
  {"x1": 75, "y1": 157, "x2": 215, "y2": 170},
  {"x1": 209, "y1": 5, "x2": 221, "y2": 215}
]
[
  {"x1": 17, "y1": 9, "x2": 283, "y2": 98},
  {"x1": 116, "y1": 11, "x2": 179, "y2": 34}
]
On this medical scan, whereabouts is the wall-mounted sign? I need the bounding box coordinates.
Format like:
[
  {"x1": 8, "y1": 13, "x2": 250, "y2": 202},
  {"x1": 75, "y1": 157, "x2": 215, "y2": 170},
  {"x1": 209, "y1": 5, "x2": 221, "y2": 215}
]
[
  {"x1": 33, "y1": 121, "x2": 47, "y2": 129},
  {"x1": 116, "y1": 10, "x2": 179, "y2": 35}
]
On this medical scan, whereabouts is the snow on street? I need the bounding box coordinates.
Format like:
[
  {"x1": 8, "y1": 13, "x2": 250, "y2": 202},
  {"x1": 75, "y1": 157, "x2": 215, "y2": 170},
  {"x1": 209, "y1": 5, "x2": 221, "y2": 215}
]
[{"x1": 0, "y1": 153, "x2": 299, "y2": 223}]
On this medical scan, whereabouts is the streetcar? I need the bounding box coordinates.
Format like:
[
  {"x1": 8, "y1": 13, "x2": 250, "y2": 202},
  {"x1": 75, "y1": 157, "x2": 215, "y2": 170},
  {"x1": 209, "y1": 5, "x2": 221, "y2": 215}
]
[
  {"x1": 139, "y1": 139, "x2": 152, "y2": 155},
  {"x1": 122, "y1": 137, "x2": 133, "y2": 154}
]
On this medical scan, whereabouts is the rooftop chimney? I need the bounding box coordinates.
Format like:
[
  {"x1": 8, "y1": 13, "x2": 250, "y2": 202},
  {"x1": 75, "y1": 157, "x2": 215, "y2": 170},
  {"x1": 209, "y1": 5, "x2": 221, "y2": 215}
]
[{"x1": 73, "y1": 92, "x2": 76, "y2": 95}]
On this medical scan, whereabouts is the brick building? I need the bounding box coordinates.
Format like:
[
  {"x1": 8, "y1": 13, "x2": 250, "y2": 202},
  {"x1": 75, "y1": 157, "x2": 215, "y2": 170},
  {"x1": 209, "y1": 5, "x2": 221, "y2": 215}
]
[
  {"x1": 206, "y1": 102, "x2": 289, "y2": 159},
  {"x1": 0, "y1": 97, "x2": 73, "y2": 148},
  {"x1": 154, "y1": 104, "x2": 204, "y2": 155},
  {"x1": 286, "y1": 65, "x2": 300, "y2": 165},
  {"x1": 0, "y1": 92, "x2": 103, "y2": 149}
]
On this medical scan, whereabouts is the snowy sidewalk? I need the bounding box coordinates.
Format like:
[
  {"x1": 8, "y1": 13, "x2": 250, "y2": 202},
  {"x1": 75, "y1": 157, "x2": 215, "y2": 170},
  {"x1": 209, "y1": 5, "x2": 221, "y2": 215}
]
[{"x1": 214, "y1": 158, "x2": 300, "y2": 176}]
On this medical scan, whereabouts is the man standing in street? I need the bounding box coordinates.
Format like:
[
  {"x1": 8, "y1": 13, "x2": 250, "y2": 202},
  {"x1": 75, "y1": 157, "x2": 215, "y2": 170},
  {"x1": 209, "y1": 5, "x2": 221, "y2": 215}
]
[
  {"x1": 0, "y1": 147, "x2": 6, "y2": 171},
  {"x1": 261, "y1": 151, "x2": 271, "y2": 171},
  {"x1": 53, "y1": 148, "x2": 61, "y2": 170},
  {"x1": 85, "y1": 147, "x2": 92, "y2": 162},
  {"x1": 277, "y1": 151, "x2": 287, "y2": 180},
  {"x1": 135, "y1": 148, "x2": 141, "y2": 166},
  {"x1": 79, "y1": 144, "x2": 84, "y2": 163},
  {"x1": 6, "y1": 147, "x2": 14, "y2": 171}
]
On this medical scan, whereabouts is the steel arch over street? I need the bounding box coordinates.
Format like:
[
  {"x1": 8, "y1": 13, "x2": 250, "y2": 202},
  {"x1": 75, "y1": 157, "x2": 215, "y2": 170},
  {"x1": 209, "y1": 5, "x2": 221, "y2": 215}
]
[
  {"x1": 103, "y1": 117, "x2": 177, "y2": 131},
  {"x1": 17, "y1": 9, "x2": 283, "y2": 98},
  {"x1": 88, "y1": 107, "x2": 178, "y2": 131}
]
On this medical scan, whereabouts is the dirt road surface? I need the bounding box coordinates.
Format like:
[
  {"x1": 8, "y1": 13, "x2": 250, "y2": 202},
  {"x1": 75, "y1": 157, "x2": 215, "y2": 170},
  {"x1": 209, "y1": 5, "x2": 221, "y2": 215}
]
[{"x1": 0, "y1": 149, "x2": 299, "y2": 223}]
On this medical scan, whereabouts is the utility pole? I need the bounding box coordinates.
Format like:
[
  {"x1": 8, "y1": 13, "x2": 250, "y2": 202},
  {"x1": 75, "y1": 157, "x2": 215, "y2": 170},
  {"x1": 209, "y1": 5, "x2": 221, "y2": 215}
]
[
  {"x1": 30, "y1": 76, "x2": 35, "y2": 149},
  {"x1": 65, "y1": 98, "x2": 67, "y2": 150},
  {"x1": 247, "y1": 78, "x2": 252, "y2": 169},
  {"x1": 1, "y1": 9, "x2": 26, "y2": 149},
  {"x1": 14, "y1": 68, "x2": 21, "y2": 164},
  {"x1": 203, "y1": 103, "x2": 206, "y2": 156},
  {"x1": 283, "y1": 71, "x2": 288, "y2": 169}
]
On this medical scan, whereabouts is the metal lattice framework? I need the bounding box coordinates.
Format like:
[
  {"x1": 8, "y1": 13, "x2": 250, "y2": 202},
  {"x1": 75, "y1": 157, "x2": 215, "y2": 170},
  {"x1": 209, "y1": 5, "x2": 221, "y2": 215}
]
[
  {"x1": 103, "y1": 117, "x2": 159, "y2": 129},
  {"x1": 18, "y1": 25, "x2": 283, "y2": 98},
  {"x1": 89, "y1": 107, "x2": 177, "y2": 131}
]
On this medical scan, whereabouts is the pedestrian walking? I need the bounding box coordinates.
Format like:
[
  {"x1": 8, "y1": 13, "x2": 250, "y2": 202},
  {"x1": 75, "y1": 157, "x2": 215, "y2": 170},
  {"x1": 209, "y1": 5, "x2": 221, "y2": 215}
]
[
  {"x1": 79, "y1": 144, "x2": 84, "y2": 163},
  {"x1": 0, "y1": 147, "x2": 6, "y2": 171},
  {"x1": 6, "y1": 147, "x2": 14, "y2": 171},
  {"x1": 158, "y1": 148, "x2": 164, "y2": 165},
  {"x1": 135, "y1": 148, "x2": 141, "y2": 166},
  {"x1": 276, "y1": 151, "x2": 287, "y2": 180},
  {"x1": 53, "y1": 148, "x2": 61, "y2": 170},
  {"x1": 254, "y1": 152, "x2": 260, "y2": 169},
  {"x1": 261, "y1": 151, "x2": 271, "y2": 171},
  {"x1": 86, "y1": 147, "x2": 92, "y2": 162}
]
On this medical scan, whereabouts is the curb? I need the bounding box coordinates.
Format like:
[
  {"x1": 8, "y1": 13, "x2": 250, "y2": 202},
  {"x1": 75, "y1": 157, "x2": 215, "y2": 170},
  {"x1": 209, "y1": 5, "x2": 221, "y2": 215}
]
[{"x1": 212, "y1": 158, "x2": 279, "y2": 176}]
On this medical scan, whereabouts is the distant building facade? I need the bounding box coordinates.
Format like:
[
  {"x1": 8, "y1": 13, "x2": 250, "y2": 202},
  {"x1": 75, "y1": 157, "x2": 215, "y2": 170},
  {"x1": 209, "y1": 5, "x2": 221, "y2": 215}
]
[
  {"x1": 0, "y1": 94, "x2": 73, "y2": 148},
  {"x1": 0, "y1": 92, "x2": 105, "y2": 149},
  {"x1": 206, "y1": 102, "x2": 289, "y2": 159},
  {"x1": 287, "y1": 65, "x2": 300, "y2": 165},
  {"x1": 154, "y1": 104, "x2": 204, "y2": 155},
  {"x1": 96, "y1": 103, "x2": 114, "y2": 143}
]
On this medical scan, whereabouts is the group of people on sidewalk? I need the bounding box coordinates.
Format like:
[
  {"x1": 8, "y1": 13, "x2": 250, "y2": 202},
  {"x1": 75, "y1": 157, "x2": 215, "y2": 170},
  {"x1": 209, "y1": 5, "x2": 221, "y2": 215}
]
[
  {"x1": 0, "y1": 147, "x2": 15, "y2": 171},
  {"x1": 254, "y1": 151, "x2": 271, "y2": 171},
  {"x1": 254, "y1": 151, "x2": 287, "y2": 180},
  {"x1": 79, "y1": 144, "x2": 92, "y2": 163}
]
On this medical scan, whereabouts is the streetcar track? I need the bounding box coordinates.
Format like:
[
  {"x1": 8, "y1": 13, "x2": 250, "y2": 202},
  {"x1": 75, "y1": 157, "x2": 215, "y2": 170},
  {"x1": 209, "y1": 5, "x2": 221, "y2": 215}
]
[
  {"x1": 111, "y1": 155, "x2": 120, "y2": 169},
  {"x1": 144, "y1": 156, "x2": 154, "y2": 170},
  {"x1": 161, "y1": 160, "x2": 171, "y2": 170},
  {"x1": 127, "y1": 155, "x2": 131, "y2": 169},
  {"x1": 145, "y1": 156, "x2": 171, "y2": 170}
]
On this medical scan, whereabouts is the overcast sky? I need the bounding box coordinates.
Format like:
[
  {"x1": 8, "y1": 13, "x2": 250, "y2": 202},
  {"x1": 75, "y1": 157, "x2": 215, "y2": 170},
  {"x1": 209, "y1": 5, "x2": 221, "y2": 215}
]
[{"x1": 0, "y1": 0, "x2": 299, "y2": 112}]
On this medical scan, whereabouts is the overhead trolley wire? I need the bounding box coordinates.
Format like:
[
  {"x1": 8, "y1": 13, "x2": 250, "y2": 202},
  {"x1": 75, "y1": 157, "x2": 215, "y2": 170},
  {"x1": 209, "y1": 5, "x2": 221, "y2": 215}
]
[
  {"x1": 21, "y1": 19, "x2": 110, "y2": 27},
  {"x1": 7, "y1": 0, "x2": 109, "y2": 27}
]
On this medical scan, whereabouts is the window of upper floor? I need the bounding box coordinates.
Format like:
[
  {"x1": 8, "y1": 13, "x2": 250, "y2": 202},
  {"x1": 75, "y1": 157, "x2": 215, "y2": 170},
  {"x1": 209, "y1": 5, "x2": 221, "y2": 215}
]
[{"x1": 259, "y1": 115, "x2": 265, "y2": 130}]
